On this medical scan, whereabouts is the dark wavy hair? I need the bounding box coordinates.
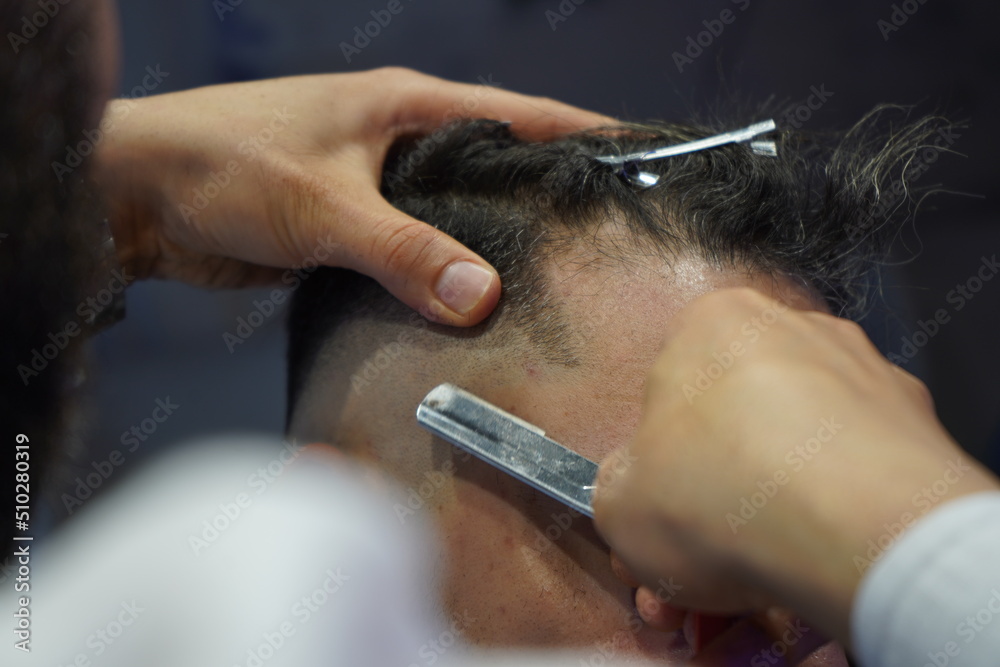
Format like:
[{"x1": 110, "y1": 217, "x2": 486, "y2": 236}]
[
  {"x1": 1, "y1": 1, "x2": 101, "y2": 558},
  {"x1": 286, "y1": 110, "x2": 945, "y2": 416}
]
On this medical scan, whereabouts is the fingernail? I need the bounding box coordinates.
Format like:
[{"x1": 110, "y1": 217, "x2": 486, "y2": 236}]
[{"x1": 436, "y1": 261, "x2": 495, "y2": 315}]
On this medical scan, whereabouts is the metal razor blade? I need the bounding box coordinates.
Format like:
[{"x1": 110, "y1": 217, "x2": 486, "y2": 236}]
[{"x1": 415, "y1": 383, "x2": 598, "y2": 518}]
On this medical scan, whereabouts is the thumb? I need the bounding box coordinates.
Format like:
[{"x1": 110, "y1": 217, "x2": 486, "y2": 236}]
[{"x1": 332, "y1": 188, "x2": 500, "y2": 326}]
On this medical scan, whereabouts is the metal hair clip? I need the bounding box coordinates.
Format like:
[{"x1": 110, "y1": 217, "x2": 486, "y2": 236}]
[{"x1": 595, "y1": 119, "x2": 779, "y2": 188}]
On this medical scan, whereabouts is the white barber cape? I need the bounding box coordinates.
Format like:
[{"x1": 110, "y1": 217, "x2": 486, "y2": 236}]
[
  {"x1": 2, "y1": 436, "x2": 999, "y2": 666},
  {"x1": 0, "y1": 437, "x2": 626, "y2": 667},
  {"x1": 852, "y1": 490, "x2": 1000, "y2": 667}
]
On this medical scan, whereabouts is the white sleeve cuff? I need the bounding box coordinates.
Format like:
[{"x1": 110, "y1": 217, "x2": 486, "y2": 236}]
[{"x1": 852, "y1": 490, "x2": 1000, "y2": 667}]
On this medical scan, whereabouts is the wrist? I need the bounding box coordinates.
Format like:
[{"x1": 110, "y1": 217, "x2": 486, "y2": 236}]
[{"x1": 751, "y1": 446, "x2": 1000, "y2": 649}]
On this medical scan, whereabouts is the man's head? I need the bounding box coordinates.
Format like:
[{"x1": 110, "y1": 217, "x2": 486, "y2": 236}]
[{"x1": 285, "y1": 114, "x2": 937, "y2": 659}]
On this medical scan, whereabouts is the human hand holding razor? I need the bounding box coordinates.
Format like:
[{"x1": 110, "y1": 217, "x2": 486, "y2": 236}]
[
  {"x1": 590, "y1": 287, "x2": 1000, "y2": 654},
  {"x1": 415, "y1": 373, "x2": 840, "y2": 663}
]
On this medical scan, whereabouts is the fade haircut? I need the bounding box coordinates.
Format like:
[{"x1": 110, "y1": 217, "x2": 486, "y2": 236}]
[{"x1": 286, "y1": 110, "x2": 944, "y2": 415}]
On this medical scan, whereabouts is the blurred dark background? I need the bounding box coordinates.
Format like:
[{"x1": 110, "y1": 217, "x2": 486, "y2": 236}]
[{"x1": 49, "y1": 0, "x2": 1000, "y2": 521}]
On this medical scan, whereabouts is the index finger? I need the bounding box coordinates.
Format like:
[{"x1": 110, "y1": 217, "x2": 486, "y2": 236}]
[{"x1": 390, "y1": 69, "x2": 616, "y2": 140}]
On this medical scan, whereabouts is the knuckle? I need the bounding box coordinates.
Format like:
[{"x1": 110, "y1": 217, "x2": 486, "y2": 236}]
[
  {"x1": 830, "y1": 317, "x2": 865, "y2": 338},
  {"x1": 902, "y1": 371, "x2": 935, "y2": 409},
  {"x1": 370, "y1": 218, "x2": 440, "y2": 280},
  {"x1": 703, "y1": 286, "x2": 766, "y2": 314},
  {"x1": 374, "y1": 66, "x2": 420, "y2": 84}
]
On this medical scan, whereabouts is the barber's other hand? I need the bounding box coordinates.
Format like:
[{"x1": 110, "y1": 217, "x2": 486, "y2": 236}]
[
  {"x1": 592, "y1": 287, "x2": 999, "y2": 648},
  {"x1": 95, "y1": 68, "x2": 610, "y2": 325}
]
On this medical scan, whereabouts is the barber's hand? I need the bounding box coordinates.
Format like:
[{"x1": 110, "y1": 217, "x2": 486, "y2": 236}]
[
  {"x1": 616, "y1": 557, "x2": 841, "y2": 665},
  {"x1": 592, "y1": 288, "x2": 1000, "y2": 648},
  {"x1": 95, "y1": 67, "x2": 611, "y2": 325},
  {"x1": 689, "y1": 609, "x2": 843, "y2": 666}
]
